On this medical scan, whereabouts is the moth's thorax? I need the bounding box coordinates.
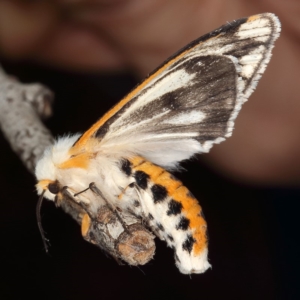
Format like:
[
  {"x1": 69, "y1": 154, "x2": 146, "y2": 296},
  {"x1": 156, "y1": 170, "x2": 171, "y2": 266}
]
[{"x1": 35, "y1": 134, "x2": 127, "y2": 210}]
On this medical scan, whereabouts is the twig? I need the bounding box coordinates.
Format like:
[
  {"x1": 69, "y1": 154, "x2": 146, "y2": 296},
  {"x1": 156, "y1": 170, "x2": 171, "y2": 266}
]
[{"x1": 0, "y1": 64, "x2": 53, "y2": 172}]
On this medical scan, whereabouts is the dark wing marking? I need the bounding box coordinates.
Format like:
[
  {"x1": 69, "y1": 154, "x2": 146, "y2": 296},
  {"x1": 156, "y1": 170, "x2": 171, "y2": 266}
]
[{"x1": 69, "y1": 14, "x2": 280, "y2": 168}]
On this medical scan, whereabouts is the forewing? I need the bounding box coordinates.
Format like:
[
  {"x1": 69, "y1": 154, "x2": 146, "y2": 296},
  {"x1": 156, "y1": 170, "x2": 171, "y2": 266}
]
[{"x1": 72, "y1": 13, "x2": 280, "y2": 169}]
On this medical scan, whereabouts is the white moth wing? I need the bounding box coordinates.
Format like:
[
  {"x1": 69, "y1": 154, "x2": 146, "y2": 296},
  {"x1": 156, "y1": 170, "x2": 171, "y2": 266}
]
[{"x1": 74, "y1": 13, "x2": 280, "y2": 169}]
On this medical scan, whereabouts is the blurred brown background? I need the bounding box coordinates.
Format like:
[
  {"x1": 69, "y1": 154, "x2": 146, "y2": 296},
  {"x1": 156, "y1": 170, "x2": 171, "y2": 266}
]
[{"x1": 0, "y1": 1, "x2": 300, "y2": 299}]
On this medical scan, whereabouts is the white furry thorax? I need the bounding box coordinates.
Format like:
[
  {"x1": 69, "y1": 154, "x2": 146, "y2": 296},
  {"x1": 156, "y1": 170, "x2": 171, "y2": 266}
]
[{"x1": 35, "y1": 134, "x2": 127, "y2": 209}]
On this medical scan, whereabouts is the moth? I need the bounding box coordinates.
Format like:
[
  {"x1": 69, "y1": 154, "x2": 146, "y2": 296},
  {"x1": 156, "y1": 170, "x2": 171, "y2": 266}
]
[{"x1": 35, "y1": 13, "x2": 281, "y2": 274}]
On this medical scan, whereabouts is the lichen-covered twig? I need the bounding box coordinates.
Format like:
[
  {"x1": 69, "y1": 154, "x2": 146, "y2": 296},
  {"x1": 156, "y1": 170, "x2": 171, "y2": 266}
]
[
  {"x1": 0, "y1": 64, "x2": 155, "y2": 266},
  {"x1": 0, "y1": 64, "x2": 53, "y2": 172}
]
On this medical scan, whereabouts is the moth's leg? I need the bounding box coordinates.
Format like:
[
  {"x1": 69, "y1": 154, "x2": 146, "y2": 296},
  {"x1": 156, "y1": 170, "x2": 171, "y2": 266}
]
[
  {"x1": 59, "y1": 187, "x2": 99, "y2": 245},
  {"x1": 118, "y1": 182, "x2": 158, "y2": 239},
  {"x1": 127, "y1": 182, "x2": 163, "y2": 237},
  {"x1": 72, "y1": 183, "x2": 130, "y2": 233},
  {"x1": 61, "y1": 186, "x2": 92, "y2": 219},
  {"x1": 73, "y1": 186, "x2": 90, "y2": 197},
  {"x1": 54, "y1": 186, "x2": 69, "y2": 207},
  {"x1": 88, "y1": 182, "x2": 130, "y2": 233},
  {"x1": 54, "y1": 195, "x2": 60, "y2": 207},
  {"x1": 118, "y1": 182, "x2": 143, "y2": 217}
]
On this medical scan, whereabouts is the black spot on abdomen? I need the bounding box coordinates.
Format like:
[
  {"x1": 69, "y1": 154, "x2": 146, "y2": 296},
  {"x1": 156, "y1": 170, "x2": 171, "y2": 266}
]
[
  {"x1": 167, "y1": 199, "x2": 183, "y2": 216},
  {"x1": 182, "y1": 235, "x2": 196, "y2": 253},
  {"x1": 151, "y1": 184, "x2": 167, "y2": 203},
  {"x1": 134, "y1": 171, "x2": 150, "y2": 189},
  {"x1": 176, "y1": 217, "x2": 190, "y2": 230},
  {"x1": 121, "y1": 159, "x2": 132, "y2": 176}
]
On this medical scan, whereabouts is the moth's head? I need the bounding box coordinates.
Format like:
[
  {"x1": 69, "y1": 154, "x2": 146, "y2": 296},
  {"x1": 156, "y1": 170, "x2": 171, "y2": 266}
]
[
  {"x1": 35, "y1": 146, "x2": 65, "y2": 254},
  {"x1": 35, "y1": 146, "x2": 59, "y2": 201},
  {"x1": 36, "y1": 179, "x2": 60, "y2": 201},
  {"x1": 35, "y1": 134, "x2": 81, "y2": 201}
]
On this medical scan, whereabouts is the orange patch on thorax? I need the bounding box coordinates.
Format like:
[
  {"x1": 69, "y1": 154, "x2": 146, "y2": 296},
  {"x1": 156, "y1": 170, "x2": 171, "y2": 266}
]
[{"x1": 58, "y1": 152, "x2": 91, "y2": 170}]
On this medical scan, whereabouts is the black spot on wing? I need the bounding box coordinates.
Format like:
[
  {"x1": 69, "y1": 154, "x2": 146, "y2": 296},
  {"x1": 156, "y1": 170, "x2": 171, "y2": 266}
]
[
  {"x1": 182, "y1": 235, "x2": 196, "y2": 253},
  {"x1": 176, "y1": 217, "x2": 190, "y2": 230},
  {"x1": 96, "y1": 55, "x2": 237, "y2": 145},
  {"x1": 151, "y1": 184, "x2": 167, "y2": 203},
  {"x1": 167, "y1": 199, "x2": 183, "y2": 216},
  {"x1": 148, "y1": 213, "x2": 154, "y2": 220},
  {"x1": 120, "y1": 55, "x2": 238, "y2": 143},
  {"x1": 120, "y1": 159, "x2": 132, "y2": 176},
  {"x1": 134, "y1": 171, "x2": 149, "y2": 189}
]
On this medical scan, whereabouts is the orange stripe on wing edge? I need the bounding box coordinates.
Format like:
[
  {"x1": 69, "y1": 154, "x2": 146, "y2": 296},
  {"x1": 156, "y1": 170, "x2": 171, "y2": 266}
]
[
  {"x1": 247, "y1": 14, "x2": 260, "y2": 22},
  {"x1": 70, "y1": 38, "x2": 214, "y2": 154}
]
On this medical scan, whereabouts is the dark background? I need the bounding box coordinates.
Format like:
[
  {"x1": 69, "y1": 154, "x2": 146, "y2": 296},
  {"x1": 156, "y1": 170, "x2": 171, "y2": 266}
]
[{"x1": 0, "y1": 62, "x2": 299, "y2": 300}]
